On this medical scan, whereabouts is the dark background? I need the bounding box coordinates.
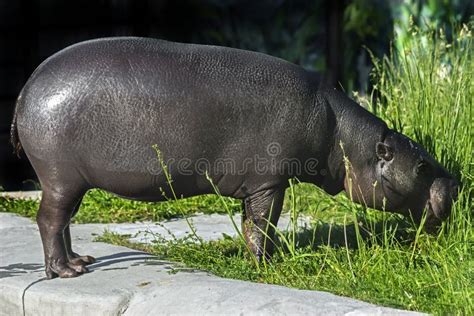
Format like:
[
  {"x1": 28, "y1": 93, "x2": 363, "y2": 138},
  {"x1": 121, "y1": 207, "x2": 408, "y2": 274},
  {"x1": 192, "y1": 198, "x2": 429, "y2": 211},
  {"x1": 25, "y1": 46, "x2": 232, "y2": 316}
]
[{"x1": 0, "y1": 0, "x2": 472, "y2": 190}]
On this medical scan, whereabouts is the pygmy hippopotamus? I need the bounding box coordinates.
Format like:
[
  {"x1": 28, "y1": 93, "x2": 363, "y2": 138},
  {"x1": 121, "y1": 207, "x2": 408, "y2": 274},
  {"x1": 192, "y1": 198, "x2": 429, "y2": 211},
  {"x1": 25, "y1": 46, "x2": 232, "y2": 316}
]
[{"x1": 11, "y1": 37, "x2": 458, "y2": 279}]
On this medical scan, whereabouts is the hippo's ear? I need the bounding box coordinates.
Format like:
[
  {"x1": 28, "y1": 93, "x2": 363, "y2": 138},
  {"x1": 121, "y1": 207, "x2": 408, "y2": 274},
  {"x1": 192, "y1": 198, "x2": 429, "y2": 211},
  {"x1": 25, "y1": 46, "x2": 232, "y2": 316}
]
[{"x1": 376, "y1": 142, "x2": 393, "y2": 161}]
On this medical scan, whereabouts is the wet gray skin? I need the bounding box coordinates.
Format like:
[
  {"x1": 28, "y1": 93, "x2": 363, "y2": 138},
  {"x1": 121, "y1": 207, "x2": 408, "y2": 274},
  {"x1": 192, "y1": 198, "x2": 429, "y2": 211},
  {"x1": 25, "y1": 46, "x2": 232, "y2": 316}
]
[{"x1": 10, "y1": 37, "x2": 458, "y2": 279}]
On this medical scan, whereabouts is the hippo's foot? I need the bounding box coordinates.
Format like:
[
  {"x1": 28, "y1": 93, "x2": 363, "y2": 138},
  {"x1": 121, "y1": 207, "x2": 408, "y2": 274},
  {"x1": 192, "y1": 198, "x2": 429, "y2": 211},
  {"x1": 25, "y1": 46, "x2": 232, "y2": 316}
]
[
  {"x1": 45, "y1": 258, "x2": 89, "y2": 279},
  {"x1": 68, "y1": 252, "x2": 96, "y2": 266}
]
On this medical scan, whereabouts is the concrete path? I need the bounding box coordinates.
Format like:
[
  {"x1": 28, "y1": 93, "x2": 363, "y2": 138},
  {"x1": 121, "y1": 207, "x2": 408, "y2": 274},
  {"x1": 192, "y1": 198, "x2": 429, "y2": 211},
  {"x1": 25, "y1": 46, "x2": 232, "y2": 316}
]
[{"x1": 0, "y1": 193, "x2": 424, "y2": 315}]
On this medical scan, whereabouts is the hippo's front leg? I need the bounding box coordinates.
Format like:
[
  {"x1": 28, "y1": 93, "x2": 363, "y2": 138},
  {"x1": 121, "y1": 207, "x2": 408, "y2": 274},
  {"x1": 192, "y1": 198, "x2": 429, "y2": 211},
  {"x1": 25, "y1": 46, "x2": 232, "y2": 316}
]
[{"x1": 242, "y1": 188, "x2": 285, "y2": 260}]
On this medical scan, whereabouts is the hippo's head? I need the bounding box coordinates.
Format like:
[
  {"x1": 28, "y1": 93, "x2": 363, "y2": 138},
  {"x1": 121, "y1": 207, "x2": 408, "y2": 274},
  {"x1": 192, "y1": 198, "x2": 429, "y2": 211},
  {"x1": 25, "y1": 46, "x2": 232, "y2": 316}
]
[{"x1": 345, "y1": 131, "x2": 458, "y2": 230}]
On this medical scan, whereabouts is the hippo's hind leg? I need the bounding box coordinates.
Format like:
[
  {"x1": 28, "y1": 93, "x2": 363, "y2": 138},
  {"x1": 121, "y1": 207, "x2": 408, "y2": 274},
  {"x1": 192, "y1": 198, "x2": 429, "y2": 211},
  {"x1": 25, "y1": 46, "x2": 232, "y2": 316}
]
[
  {"x1": 242, "y1": 188, "x2": 285, "y2": 261},
  {"x1": 63, "y1": 199, "x2": 96, "y2": 267},
  {"x1": 35, "y1": 166, "x2": 90, "y2": 279}
]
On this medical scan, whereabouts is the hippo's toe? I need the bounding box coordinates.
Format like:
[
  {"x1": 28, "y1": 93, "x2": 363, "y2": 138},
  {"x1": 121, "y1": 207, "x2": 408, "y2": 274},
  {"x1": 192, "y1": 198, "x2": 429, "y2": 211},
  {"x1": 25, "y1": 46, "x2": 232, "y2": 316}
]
[
  {"x1": 68, "y1": 261, "x2": 89, "y2": 274},
  {"x1": 68, "y1": 252, "x2": 96, "y2": 265},
  {"x1": 46, "y1": 262, "x2": 83, "y2": 279}
]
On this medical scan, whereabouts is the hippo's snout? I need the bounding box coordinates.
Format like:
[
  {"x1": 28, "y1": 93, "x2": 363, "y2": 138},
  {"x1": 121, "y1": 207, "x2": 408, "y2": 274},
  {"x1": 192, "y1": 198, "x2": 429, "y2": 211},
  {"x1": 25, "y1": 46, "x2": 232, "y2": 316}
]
[{"x1": 427, "y1": 178, "x2": 458, "y2": 221}]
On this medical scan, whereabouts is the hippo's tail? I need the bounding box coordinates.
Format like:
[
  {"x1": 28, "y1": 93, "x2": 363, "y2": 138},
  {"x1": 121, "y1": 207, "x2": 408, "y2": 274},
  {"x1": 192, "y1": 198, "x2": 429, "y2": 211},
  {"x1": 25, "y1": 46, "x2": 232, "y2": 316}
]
[{"x1": 10, "y1": 99, "x2": 22, "y2": 158}]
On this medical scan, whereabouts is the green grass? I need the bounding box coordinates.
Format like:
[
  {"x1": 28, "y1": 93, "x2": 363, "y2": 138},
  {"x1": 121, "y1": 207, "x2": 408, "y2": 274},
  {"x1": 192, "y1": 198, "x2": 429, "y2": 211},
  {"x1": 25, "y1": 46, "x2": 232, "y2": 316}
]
[
  {"x1": 0, "y1": 189, "x2": 240, "y2": 223},
  {"x1": 1, "y1": 24, "x2": 473, "y2": 315},
  {"x1": 366, "y1": 24, "x2": 473, "y2": 183}
]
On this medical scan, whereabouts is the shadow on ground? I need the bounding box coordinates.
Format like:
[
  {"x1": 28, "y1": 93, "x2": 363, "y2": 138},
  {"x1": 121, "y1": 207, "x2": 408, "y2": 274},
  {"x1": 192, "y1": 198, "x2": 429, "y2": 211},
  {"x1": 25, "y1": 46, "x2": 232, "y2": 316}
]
[
  {"x1": 281, "y1": 217, "x2": 415, "y2": 251},
  {"x1": 0, "y1": 263, "x2": 44, "y2": 279}
]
